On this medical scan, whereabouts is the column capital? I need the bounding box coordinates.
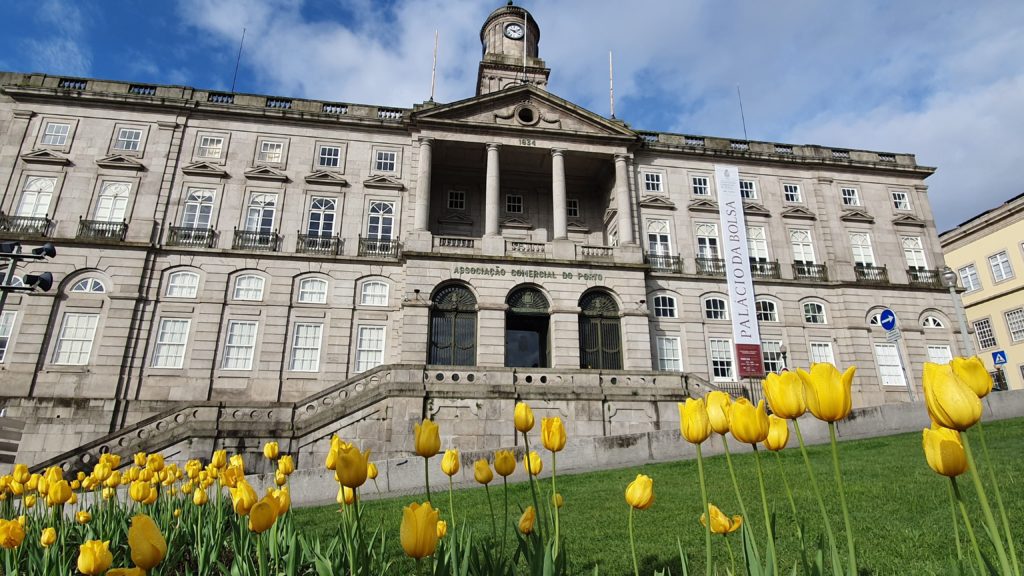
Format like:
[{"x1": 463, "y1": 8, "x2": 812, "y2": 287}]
[
  {"x1": 486, "y1": 142, "x2": 501, "y2": 152},
  {"x1": 11, "y1": 110, "x2": 34, "y2": 120},
  {"x1": 550, "y1": 148, "x2": 566, "y2": 157},
  {"x1": 613, "y1": 153, "x2": 630, "y2": 163},
  {"x1": 418, "y1": 136, "x2": 435, "y2": 145}
]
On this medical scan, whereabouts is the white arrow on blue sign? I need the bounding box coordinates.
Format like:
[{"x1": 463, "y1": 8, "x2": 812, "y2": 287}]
[
  {"x1": 992, "y1": 351, "x2": 1008, "y2": 366},
  {"x1": 880, "y1": 308, "x2": 897, "y2": 331}
]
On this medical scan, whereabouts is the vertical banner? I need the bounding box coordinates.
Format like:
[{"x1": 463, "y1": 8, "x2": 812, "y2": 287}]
[{"x1": 714, "y1": 165, "x2": 764, "y2": 378}]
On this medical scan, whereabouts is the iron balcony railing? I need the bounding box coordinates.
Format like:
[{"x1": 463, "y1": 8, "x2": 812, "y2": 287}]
[
  {"x1": 167, "y1": 226, "x2": 216, "y2": 248},
  {"x1": 750, "y1": 260, "x2": 781, "y2": 279},
  {"x1": 358, "y1": 236, "x2": 400, "y2": 258},
  {"x1": 78, "y1": 219, "x2": 127, "y2": 241},
  {"x1": 645, "y1": 253, "x2": 682, "y2": 274},
  {"x1": 793, "y1": 262, "x2": 829, "y2": 281},
  {"x1": 695, "y1": 257, "x2": 726, "y2": 276},
  {"x1": 233, "y1": 229, "x2": 279, "y2": 251},
  {"x1": 0, "y1": 213, "x2": 51, "y2": 236},
  {"x1": 907, "y1": 268, "x2": 942, "y2": 288},
  {"x1": 855, "y1": 264, "x2": 889, "y2": 284},
  {"x1": 713, "y1": 380, "x2": 766, "y2": 406},
  {"x1": 297, "y1": 233, "x2": 341, "y2": 255}
]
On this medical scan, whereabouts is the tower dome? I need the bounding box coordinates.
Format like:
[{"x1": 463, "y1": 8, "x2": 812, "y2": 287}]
[{"x1": 476, "y1": 2, "x2": 550, "y2": 95}]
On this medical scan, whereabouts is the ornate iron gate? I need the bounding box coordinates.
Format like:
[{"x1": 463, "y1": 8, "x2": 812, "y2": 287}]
[
  {"x1": 578, "y1": 291, "x2": 622, "y2": 369},
  {"x1": 429, "y1": 284, "x2": 477, "y2": 366}
]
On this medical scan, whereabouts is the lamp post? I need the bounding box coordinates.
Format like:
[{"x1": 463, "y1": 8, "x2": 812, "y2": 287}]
[
  {"x1": 940, "y1": 266, "x2": 974, "y2": 357},
  {"x1": 0, "y1": 241, "x2": 57, "y2": 316},
  {"x1": 780, "y1": 344, "x2": 788, "y2": 372}
]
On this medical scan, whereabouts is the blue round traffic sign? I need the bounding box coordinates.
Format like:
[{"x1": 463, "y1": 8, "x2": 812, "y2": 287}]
[{"x1": 880, "y1": 308, "x2": 897, "y2": 331}]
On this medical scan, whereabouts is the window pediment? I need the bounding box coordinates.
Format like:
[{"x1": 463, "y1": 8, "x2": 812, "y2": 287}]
[
  {"x1": 21, "y1": 149, "x2": 71, "y2": 166},
  {"x1": 500, "y1": 216, "x2": 533, "y2": 229},
  {"x1": 687, "y1": 199, "x2": 719, "y2": 213},
  {"x1": 840, "y1": 208, "x2": 875, "y2": 223},
  {"x1": 181, "y1": 161, "x2": 229, "y2": 178},
  {"x1": 363, "y1": 175, "x2": 405, "y2": 190},
  {"x1": 244, "y1": 166, "x2": 290, "y2": 182},
  {"x1": 639, "y1": 196, "x2": 677, "y2": 210},
  {"x1": 742, "y1": 203, "x2": 772, "y2": 217},
  {"x1": 305, "y1": 170, "x2": 349, "y2": 186},
  {"x1": 781, "y1": 206, "x2": 817, "y2": 220},
  {"x1": 439, "y1": 212, "x2": 474, "y2": 225},
  {"x1": 893, "y1": 214, "x2": 926, "y2": 227},
  {"x1": 95, "y1": 154, "x2": 146, "y2": 171}
]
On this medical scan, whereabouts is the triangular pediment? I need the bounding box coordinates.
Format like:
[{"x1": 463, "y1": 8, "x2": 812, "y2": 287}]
[
  {"x1": 245, "y1": 166, "x2": 289, "y2": 182},
  {"x1": 688, "y1": 199, "x2": 720, "y2": 213},
  {"x1": 742, "y1": 203, "x2": 772, "y2": 217},
  {"x1": 363, "y1": 175, "x2": 405, "y2": 190},
  {"x1": 567, "y1": 221, "x2": 589, "y2": 233},
  {"x1": 181, "y1": 162, "x2": 229, "y2": 178},
  {"x1": 781, "y1": 206, "x2": 817, "y2": 220},
  {"x1": 413, "y1": 84, "x2": 636, "y2": 139},
  {"x1": 438, "y1": 212, "x2": 473, "y2": 225},
  {"x1": 305, "y1": 170, "x2": 349, "y2": 186},
  {"x1": 893, "y1": 214, "x2": 926, "y2": 227},
  {"x1": 21, "y1": 149, "x2": 70, "y2": 166},
  {"x1": 639, "y1": 196, "x2": 677, "y2": 210},
  {"x1": 95, "y1": 154, "x2": 145, "y2": 171},
  {"x1": 840, "y1": 208, "x2": 875, "y2": 223},
  {"x1": 500, "y1": 216, "x2": 533, "y2": 229}
]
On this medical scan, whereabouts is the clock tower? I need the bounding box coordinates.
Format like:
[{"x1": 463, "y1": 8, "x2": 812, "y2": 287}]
[{"x1": 476, "y1": 2, "x2": 550, "y2": 96}]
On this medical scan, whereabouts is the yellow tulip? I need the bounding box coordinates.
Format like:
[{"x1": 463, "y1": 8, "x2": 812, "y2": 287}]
[
  {"x1": 414, "y1": 419, "x2": 441, "y2": 458},
  {"x1": 174, "y1": 508, "x2": 181, "y2": 518},
  {"x1": 134, "y1": 452, "x2": 147, "y2": 467},
  {"x1": 337, "y1": 486, "x2": 355, "y2": 506},
  {"x1": 128, "y1": 514, "x2": 167, "y2": 570},
  {"x1": 494, "y1": 449, "x2": 516, "y2": 477},
  {"x1": 625, "y1": 474, "x2": 654, "y2": 510},
  {"x1": 47, "y1": 479, "x2": 72, "y2": 507},
  {"x1": 23, "y1": 494, "x2": 36, "y2": 509},
  {"x1": 523, "y1": 451, "x2": 543, "y2": 476},
  {"x1": 92, "y1": 463, "x2": 112, "y2": 483},
  {"x1": 11, "y1": 464, "x2": 29, "y2": 484},
  {"x1": 211, "y1": 450, "x2": 227, "y2": 469},
  {"x1": 145, "y1": 453, "x2": 165, "y2": 473},
  {"x1": 272, "y1": 486, "x2": 291, "y2": 514},
  {"x1": 518, "y1": 506, "x2": 536, "y2": 534},
  {"x1": 248, "y1": 495, "x2": 279, "y2": 534},
  {"x1": 551, "y1": 493, "x2": 564, "y2": 508},
  {"x1": 541, "y1": 417, "x2": 567, "y2": 452},
  {"x1": 326, "y1": 436, "x2": 342, "y2": 470},
  {"x1": 102, "y1": 487, "x2": 116, "y2": 501},
  {"x1": 436, "y1": 520, "x2": 448, "y2": 538},
  {"x1": 950, "y1": 356, "x2": 993, "y2": 399},
  {"x1": 441, "y1": 449, "x2": 460, "y2": 477},
  {"x1": 400, "y1": 501, "x2": 440, "y2": 559},
  {"x1": 0, "y1": 519, "x2": 25, "y2": 549},
  {"x1": 923, "y1": 362, "x2": 983, "y2": 431},
  {"x1": 275, "y1": 470, "x2": 287, "y2": 487},
  {"x1": 474, "y1": 459, "x2": 493, "y2": 485},
  {"x1": 221, "y1": 465, "x2": 243, "y2": 489},
  {"x1": 231, "y1": 478, "x2": 257, "y2": 515},
  {"x1": 40, "y1": 527, "x2": 56, "y2": 547},
  {"x1": 263, "y1": 441, "x2": 280, "y2": 460},
  {"x1": 230, "y1": 454, "x2": 245, "y2": 472},
  {"x1": 763, "y1": 371, "x2": 807, "y2": 419},
  {"x1": 101, "y1": 453, "x2": 121, "y2": 468},
  {"x1": 705, "y1": 391, "x2": 732, "y2": 435},
  {"x1": 367, "y1": 462, "x2": 378, "y2": 480},
  {"x1": 76, "y1": 511, "x2": 92, "y2": 525},
  {"x1": 278, "y1": 454, "x2": 295, "y2": 476},
  {"x1": 129, "y1": 481, "x2": 151, "y2": 504},
  {"x1": 679, "y1": 398, "x2": 712, "y2": 444},
  {"x1": 923, "y1": 425, "x2": 968, "y2": 477},
  {"x1": 798, "y1": 363, "x2": 855, "y2": 422},
  {"x1": 730, "y1": 399, "x2": 770, "y2": 444},
  {"x1": 514, "y1": 402, "x2": 535, "y2": 433},
  {"x1": 77, "y1": 540, "x2": 113, "y2": 575},
  {"x1": 105, "y1": 471, "x2": 122, "y2": 488},
  {"x1": 193, "y1": 488, "x2": 209, "y2": 506},
  {"x1": 334, "y1": 443, "x2": 371, "y2": 489},
  {"x1": 69, "y1": 492, "x2": 78, "y2": 505},
  {"x1": 143, "y1": 487, "x2": 158, "y2": 506},
  {"x1": 700, "y1": 504, "x2": 742, "y2": 535},
  {"x1": 763, "y1": 415, "x2": 790, "y2": 451},
  {"x1": 106, "y1": 568, "x2": 146, "y2": 576},
  {"x1": 27, "y1": 473, "x2": 39, "y2": 491}
]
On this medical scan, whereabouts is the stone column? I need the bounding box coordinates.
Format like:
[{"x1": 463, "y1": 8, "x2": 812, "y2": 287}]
[
  {"x1": 413, "y1": 137, "x2": 433, "y2": 231},
  {"x1": 551, "y1": 149, "x2": 567, "y2": 240},
  {"x1": 485, "y1": 143, "x2": 501, "y2": 236},
  {"x1": 614, "y1": 154, "x2": 635, "y2": 244}
]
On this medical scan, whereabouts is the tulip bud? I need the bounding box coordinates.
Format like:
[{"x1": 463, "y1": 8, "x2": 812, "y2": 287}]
[
  {"x1": 263, "y1": 441, "x2": 280, "y2": 460},
  {"x1": 700, "y1": 504, "x2": 742, "y2": 535},
  {"x1": 625, "y1": 474, "x2": 654, "y2": 510},
  {"x1": 950, "y1": 356, "x2": 993, "y2": 399},
  {"x1": 334, "y1": 443, "x2": 371, "y2": 489},
  {"x1": 541, "y1": 417, "x2": 567, "y2": 452},
  {"x1": 705, "y1": 391, "x2": 732, "y2": 435},
  {"x1": 922, "y1": 425, "x2": 968, "y2": 477},
  {"x1": 275, "y1": 470, "x2": 287, "y2": 487},
  {"x1": 441, "y1": 449, "x2": 460, "y2": 477},
  {"x1": 798, "y1": 363, "x2": 855, "y2": 423},
  {"x1": 278, "y1": 455, "x2": 295, "y2": 476},
  {"x1": 367, "y1": 462, "x2": 378, "y2": 480},
  {"x1": 518, "y1": 506, "x2": 536, "y2": 534},
  {"x1": 76, "y1": 511, "x2": 92, "y2": 525},
  {"x1": 523, "y1": 451, "x2": 543, "y2": 476},
  {"x1": 11, "y1": 464, "x2": 29, "y2": 485},
  {"x1": 493, "y1": 449, "x2": 516, "y2": 477},
  {"x1": 248, "y1": 495, "x2": 279, "y2": 534},
  {"x1": 23, "y1": 494, "x2": 36, "y2": 509},
  {"x1": 551, "y1": 492, "x2": 564, "y2": 508},
  {"x1": 400, "y1": 502, "x2": 440, "y2": 559},
  {"x1": 763, "y1": 415, "x2": 790, "y2": 451},
  {"x1": 193, "y1": 488, "x2": 209, "y2": 506},
  {"x1": 40, "y1": 527, "x2": 56, "y2": 548},
  {"x1": 762, "y1": 371, "x2": 807, "y2": 419},
  {"x1": 128, "y1": 514, "x2": 167, "y2": 570},
  {"x1": 514, "y1": 402, "x2": 535, "y2": 433},
  {"x1": 473, "y1": 459, "x2": 493, "y2": 485},
  {"x1": 230, "y1": 479, "x2": 257, "y2": 515},
  {"x1": 414, "y1": 420, "x2": 441, "y2": 459},
  {"x1": 134, "y1": 452, "x2": 147, "y2": 468},
  {"x1": 436, "y1": 520, "x2": 448, "y2": 538},
  {"x1": 174, "y1": 508, "x2": 182, "y2": 518},
  {"x1": 730, "y1": 399, "x2": 770, "y2": 445},
  {"x1": 337, "y1": 485, "x2": 355, "y2": 506},
  {"x1": 923, "y1": 363, "x2": 983, "y2": 431},
  {"x1": 679, "y1": 398, "x2": 712, "y2": 444},
  {"x1": 211, "y1": 450, "x2": 228, "y2": 469},
  {"x1": 77, "y1": 540, "x2": 113, "y2": 575}
]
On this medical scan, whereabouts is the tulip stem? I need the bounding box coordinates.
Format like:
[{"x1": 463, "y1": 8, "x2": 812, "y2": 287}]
[
  {"x1": 961, "y1": 432, "x2": 1014, "y2": 576},
  {"x1": 552, "y1": 451, "x2": 560, "y2": 560},
  {"x1": 485, "y1": 483, "x2": 497, "y2": 541},
  {"x1": 725, "y1": 536, "x2": 736, "y2": 576},
  {"x1": 774, "y1": 451, "x2": 799, "y2": 521},
  {"x1": 828, "y1": 422, "x2": 857, "y2": 576},
  {"x1": 952, "y1": 477, "x2": 988, "y2": 575},
  {"x1": 447, "y1": 476, "x2": 456, "y2": 533},
  {"x1": 720, "y1": 435, "x2": 751, "y2": 528},
  {"x1": 696, "y1": 443, "x2": 712, "y2": 576},
  {"x1": 753, "y1": 446, "x2": 779, "y2": 576},
  {"x1": 500, "y1": 477, "x2": 509, "y2": 561},
  {"x1": 793, "y1": 419, "x2": 838, "y2": 569},
  {"x1": 423, "y1": 456, "x2": 432, "y2": 505},
  {"x1": 945, "y1": 478, "x2": 964, "y2": 561},
  {"x1": 522, "y1": 432, "x2": 545, "y2": 540},
  {"x1": 976, "y1": 421, "x2": 1021, "y2": 576},
  {"x1": 629, "y1": 506, "x2": 640, "y2": 576}
]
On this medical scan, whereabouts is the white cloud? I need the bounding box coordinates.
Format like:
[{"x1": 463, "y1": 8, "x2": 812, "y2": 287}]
[{"x1": 22, "y1": 0, "x2": 91, "y2": 75}]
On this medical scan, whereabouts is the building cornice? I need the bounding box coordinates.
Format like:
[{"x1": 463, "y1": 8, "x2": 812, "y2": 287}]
[{"x1": 939, "y1": 191, "x2": 1024, "y2": 249}]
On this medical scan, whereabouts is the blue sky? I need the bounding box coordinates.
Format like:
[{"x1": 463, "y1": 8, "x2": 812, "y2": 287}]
[{"x1": 3, "y1": 0, "x2": 1023, "y2": 231}]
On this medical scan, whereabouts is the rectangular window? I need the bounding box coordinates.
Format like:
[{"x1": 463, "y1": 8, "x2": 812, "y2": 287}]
[
  {"x1": 840, "y1": 187, "x2": 860, "y2": 206},
  {"x1": 53, "y1": 313, "x2": 99, "y2": 365},
  {"x1": 740, "y1": 180, "x2": 757, "y2": 199},
  {"x1": 355, "y1": 326, "x2": 385, "y2": 372},
  {"x1": 374, "y1": 150, "x2": 397, "y2": 172},
  {"x1": 747, "y1": 226, "x2": 768, "y2": 261},
  {"x1": 809, "y1": 342, "x2": 835, "y2": 365},
  {"x1": 567, "y1": 199, "x2": 579, "y2": 218},
  {"x1": 784, "y1": 184, "x2": 802, "y2": 202},
  {"x1": 0, "y1": 311, "x2": 16, "y2": 362},
  {"x1": 94, "y1": 182, "x2": 131, "y2": 222},
  {"x1": 181, "y1": 188, "x2": 215, "y2": 229},
  {"x1": 761, "y1": 340, "x2": 784, "y2": 373},
  {"x1": 257, "y1": 141, "x2": 283, "y2": 164},
  {"x1": 709, "y1": 338, "x2": 734, "y2": 381},
  {"x1": 289, "y1": 323, "x2": 323, "y2": 372},
  {"x1": 232, "y1": 275, "x2": 265, "y2": 301},
  {"x1": 197, "y1": 135, "x2": 224, "y2": 159},
  {"x1": 790, "y1": 229, "x2": 816, "y2": 264},
  {"x1": 989, "y1": 251, "x2": 1013, "y2": 282},
  {"x1": 691, "y1": 176, "x2": 710, "y2": 196},
  {"x1": 152, "y1": 319, "x2": 190, "y2": 369},
  {"x1": 644, "y1": 173, "x2": 663, "y2": 194},
  {"x1": 974, "y1": 318, "x2": 997, "y2": 349},
  {"x1": 505, "y1": 194, "x2": 523, "y2": 214},
  {"x1": 959, "y1": 264, "x2": 981, "y2": 292},
  {"x1": 222, "y1": 320, "x2": 257, "y2": 370},
  {"x1": 849, "y1": 233, "x2": 875, "y2": 266},
  {"x1": 927, "y1": 345, "x2": 953, "y2": 365},
  {"x1": 307, "y1": 197, "x2": 337, "y2": 237},
  {"x1": 874, "y1": 343, "x2": 906, "y2": 386},
  {"x1": 17, "y1": 176, "x2": 56, "y2": 218},
  {"x1": 901, "y1": 236, "x2": 927, "y2": 269},
  {"x1": 114, "y1": 128, "x2": 143, "y2": 152},
  {"x1": 1006, "y1": 308, "x2": 1024, "y2": 342},
  {"x1": 41, "y1": 122, "x2": 70, "y2": 146},
  {"x1": 448, "y1": 190, "x2": 465, "y2": 210},
  {"x1": 891, "y1": 190, "x2": 911, "y2": 210},
  {"x1": 657, "y1": 336, "x2": 682, "y2": 371},
  {"x1": 317, "y1": 145, "x2": 341, "y2": 168},
  {"x1": 366, "y1": 201, "x2": 395, "y2": 240}
]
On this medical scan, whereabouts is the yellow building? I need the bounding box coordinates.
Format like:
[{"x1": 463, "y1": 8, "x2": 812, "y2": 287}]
[{"x1": 940, "y1": 192, "x2": 1024, "y2": 390}]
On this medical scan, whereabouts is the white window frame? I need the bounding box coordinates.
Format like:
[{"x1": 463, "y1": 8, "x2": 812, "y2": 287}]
[
  {"x1": 656, "y1": 336, "x2": 682, "y2": 372},
  {"x1": 803, "y1": 302, "x2": 827, "y2": 324},
  {"x1": 17, "y1": 176, "x2": 56, "y2": 218},
  {"x1": 297, "y1": 278, "x2": 328, "y2": 304},
  {"x1": 360, "y1": 281, "x2": 389, "y2": 306},
  {"x1": 289, "y1": 322, "x2": 323, "y2": 372},
  {"x1": 761, "y1": 340, "x2": 785, "y2": 373},
  {"x1": 1006, "y1": 308, "x2": 1024, "y2": 342},
  {"x1": 646, "y1": 220, "x2": 672, "y2": 256},
  {"x1": 874, "y1": 343, "x2": 907, "y2": 386},
  {"x1": 747, "y1": 227, "x2": 769, "y2": 262},
  {"x1": 232, "y1": 274, "x2": 265, "y2": 301},
  {"x1": 755, "y1": 299, "x2": 778, "y2": 322},
  {"x1": 739, "y1": 180, "x2": 757, "y2": 200},
  {"x1": 709, "y1": 338, "x2": 735, "y2": 382},
  {"x1": 790, "y1": 229, "x2": 816, "y2": 264},
  {"x1": 256, "y1": 140, "x2": 284, "y2": 164},
  {"x1": 840, "y1": 187, "x2": 860, "y2": 206},
  {"x1": 355, "y1": 325, "x2": 386, "y2": 372},
  {"x1": 41, "y1": 122, "x2": 70, "y2": 146},
  {"x1": 197, "y1": 135, "x2": 225, "y2": 159},
  {"x1": 927, "y1": 345, "x2": 953, "y2": 365},
  {"x1": 891, "y1": 190, "x2": 912, "y2": 211},
  {"x1": 809, "y1": 341, "x2": 835, "y2": 365},
  {"x1": 958, "y1": 264, "x2": 981, "y2": 292},
  {"x1": 643, "y1": 172, "x2": 664, "y2": 194},
  {"x1": 245, "y1": 193, "x2": 278, "y2": 234},
  {"x1": 566, "y1": 198, "x2": 580, "y2": 218},
  {"x1": 114, "y1": 128, "x2": 143, "y2": 152},
  {"x1": 94, "y1": 181, "x2": 131, "y2": 222},
  {"x1": 71, "y1": 278, "x2": 106, "y2": 293},
  {"x1": 0, "y1": 311, "x2": 16, "y2": 363},
  {"x1": 652, "y1": 295, "x2": 677, "y2": 318},
  {"x1": 695, "y1": 223, "x2": 720, "y2": 260},
  {"x1": 850, "y1": 232, "x2": 875, "y2": 266},
  {"x1": 703, "y1": 297, "x2": 728, "y2": 320},
  {"x1": 784, "y1": 184, "x2": 802, "y2": 203},
  {"x1": 152, "y1": 318, "x2": 190, "y2": 369},
  {"x1": 307, "y1": 197, "x2": 337, "y2": 237},
  {"x1": 691, "y1": 176, "x2": 710, "y2": 196},
  {"x1": 317, "y1": 144, "x2": 342, "y2": 168},
  {"x1": 166, "y1": 271, "x2": 199, "y2": 298},
  {"x1": 181, "y1": 188, "x2": 215, "y2": 229},
  {"x1": 53, "y1": 313, "x2": 99, "y2": 365},
  {"x1": 989, "y1": 251, "x2": 1014, "y2": 283},
  {"x1": 366, "y1": 201, "x2": 395, "y2": 241},
  {"x1": 974, "y1": 318, "x2": 997, "y2": 350},
  {"x1": 374, "y1": 150, "x2": 397, "y2": 173},
  {"x1": 222, "y1": 320, "x2": 258, "y2": 370},
  {"x1": 901, "y1": 236, "x2": 928, "y2": 269}
]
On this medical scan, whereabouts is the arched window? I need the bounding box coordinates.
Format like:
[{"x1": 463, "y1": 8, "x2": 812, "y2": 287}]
[
  {"x1": 653, "y1": 295, "x2": 677, "y2": 318},
  {"x1": 922, "y1": 316, "x2": 945, "y2": 328},
  {"x1": 360, "y1": 281, "x2": 389, "y2": 306},
  {"x1": 803, "y1": 302, "x2": 827, "y2": 324},
  {"x1": 297, "y1": 278, "x2": 328, "y2": 304},
  {"x1": 646, "y1": 220, "x2": 672, "y2": 255},
  {"x1": 703, "y1": 297, "x2": 728, "y2": 320},
  {"x1": 869, "y1": 313, "x2": 881, "y2": 326},
  {"x1": 166, "y1": 271, "x2": 199, "y2": 298},
  {"x1": 233, "y1": 274, "x2": 265, "y2": 301},
  {"x1": 71, "y1": 277, "x2": 105, "y2": 293},
  {"x1": 755, "y1": 299, "x2": 778, "y2": 322},
  {"x1": 578, "y1": 291, "x2": 622, "y2": 369},
  {"x1": 428, "y1": 284, "x2": 477, "y2": 366},
  {"x1": 506, "y1": 287, "x2": 550, "y2": 368}
]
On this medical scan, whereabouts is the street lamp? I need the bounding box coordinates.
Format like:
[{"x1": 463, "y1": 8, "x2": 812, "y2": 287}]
[
  {"x1": 780, "y1": 344, "x2": 788, "y2": 371},
  {"x1": 0, "y1": 241, "x2": 57, "y2": 316},
  {"x1": 940, "y1": 266, "x2": 974, "y2": 357}
]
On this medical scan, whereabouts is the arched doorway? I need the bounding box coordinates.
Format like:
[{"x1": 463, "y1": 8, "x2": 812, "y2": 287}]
[
  {"x1": 505, "y1": 287, "x2": 550, "y2": 368},
  {"x1": 578, "y1": 290, "x2": 622, "y2": 369},
  {"x1": 428, "y1": 284, "x2": 477, "y2": 365}
]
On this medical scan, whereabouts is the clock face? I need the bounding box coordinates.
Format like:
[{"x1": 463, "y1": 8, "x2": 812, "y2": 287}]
[{"x1": 504, "y1": 23, "x2": 525, "y2": 40}]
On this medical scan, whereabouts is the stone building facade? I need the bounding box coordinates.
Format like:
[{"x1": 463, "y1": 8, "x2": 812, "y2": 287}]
[{"x1": 0, "y1": 4, "x2": 966, "y2": 469}]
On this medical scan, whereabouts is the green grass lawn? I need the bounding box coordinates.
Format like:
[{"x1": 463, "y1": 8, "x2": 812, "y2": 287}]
[{"x1": 294, "y1": 418, "x2": 1024, "y2": 575}]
